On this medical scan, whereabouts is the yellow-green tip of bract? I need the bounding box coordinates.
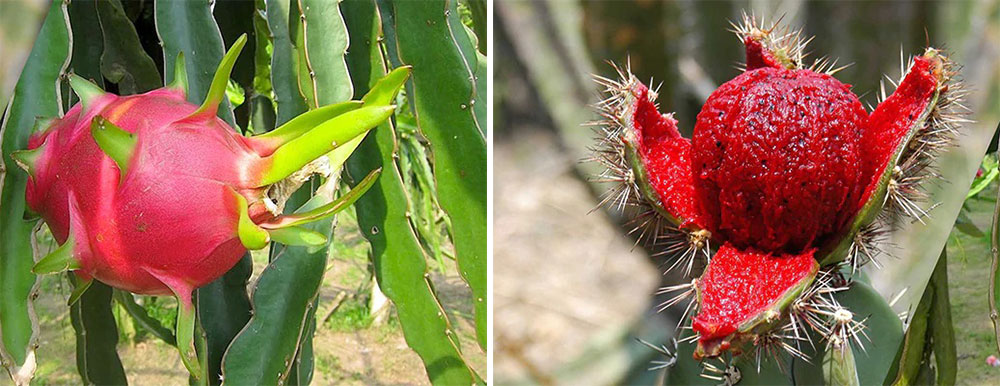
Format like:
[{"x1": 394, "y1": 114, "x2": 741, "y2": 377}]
[
  {"x1": 267, "y1": 226, "x2": 328, "y2": 247},
  {"x1": 90, "y1": 116, "x2": 137, "y2": 180},
  {"x1": 168, "y1": 51, "x2": 189, "y2": 95},
  {"x1": 232, "y1": 189, "x2": 269, "y2": 250},
  {"x1": 32, "y1": 236, "x2": 82, "y2": 274},
  {"x1": 257, "y1": 106, "x2": 394, "y2": 186},
  {"x1": 190, "y1": 33, "x2": 247, "y2": 119},
  {"x1": 10, "y1": 146, "x2": 43, "y2": 178},
  {"x1": 68, "y1": 73, "x2": 106, "y2": 108}
]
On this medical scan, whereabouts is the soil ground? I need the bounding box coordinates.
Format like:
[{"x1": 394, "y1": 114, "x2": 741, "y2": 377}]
[
  {"x1": 494, "y1": 129, "x2": 658, "y2": 383},
  {"x1": 18, "y1": 206, "x2": 484, "y2": 385}
]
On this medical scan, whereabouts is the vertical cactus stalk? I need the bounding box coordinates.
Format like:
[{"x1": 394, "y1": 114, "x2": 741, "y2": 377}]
[
  {"x1": 343, "y1": 0, "x2": 484, "y2": 383},
  {"x1": 0, "y1": 2, "x2": 70, "y2": 384},
  {"x1": 392, "y1": 0, "x2": 488, "y2": 352}
]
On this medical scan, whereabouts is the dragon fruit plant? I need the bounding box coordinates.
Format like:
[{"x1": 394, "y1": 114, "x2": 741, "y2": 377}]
[
  {"x1": 9, "y1": 34, "x2": 402, "y2": 377},
  {"x1": 590, "y1": 15, "x2": 967, "y2": 380},
  {"x1": 1, "y1": 1, "x2": 484, "y2": 384}
]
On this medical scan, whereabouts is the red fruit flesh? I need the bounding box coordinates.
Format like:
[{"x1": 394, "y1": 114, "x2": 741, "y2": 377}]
[
  {"x1": 24, "y1": 89, "x2": 270, "y2": 305},
  {"x1": 693, "y1": 244, "x2": 818, "y2": 352},
  {"x1": 691, "y1": 67, "x2": 868, "y2": 252},
  {"x1": 859, "y1": 55, "x2": 942, "y2": 206},
  {"x1": 630, "y1": 83, "x2": 701, "y2": 226}
]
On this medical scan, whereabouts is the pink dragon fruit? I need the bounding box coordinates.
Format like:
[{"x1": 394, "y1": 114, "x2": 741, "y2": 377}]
[{"x1": 11, "y1": 35, "x2": 407, "y2": 376}]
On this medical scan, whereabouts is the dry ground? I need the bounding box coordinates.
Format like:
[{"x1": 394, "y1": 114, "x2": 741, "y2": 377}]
[{"x1": 494, "y1": 129, "x2": 659, "y2": 383}]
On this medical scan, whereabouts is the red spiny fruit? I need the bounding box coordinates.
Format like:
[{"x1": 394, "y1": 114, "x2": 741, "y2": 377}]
[
  {"x1": 591, "y1": 14, "x2": 964, "y2": 366},
  {"x1": 691, "y1": 67, "x2": 867, "y2": 253}
]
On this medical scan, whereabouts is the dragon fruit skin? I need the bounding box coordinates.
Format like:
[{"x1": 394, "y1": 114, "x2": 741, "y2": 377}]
[{"x1": 23, "y1": 87, "x2": 269, "y2": 304}]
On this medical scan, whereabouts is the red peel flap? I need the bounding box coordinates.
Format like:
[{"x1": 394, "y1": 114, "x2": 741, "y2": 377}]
[
  {"x1": 859, "y1": 54, "x2": 943, "y2": 209},
  {"x1": 626, "y1": 83, "x2": 702, "y2": 227},
  {"x1": 692, "y1": 244, "x2": 818, "y2": 357}
]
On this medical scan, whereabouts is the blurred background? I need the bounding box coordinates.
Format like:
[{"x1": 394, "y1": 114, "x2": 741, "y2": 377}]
[{"x1": 494, "y1": 0, "x2": 1000, "y2": 384}]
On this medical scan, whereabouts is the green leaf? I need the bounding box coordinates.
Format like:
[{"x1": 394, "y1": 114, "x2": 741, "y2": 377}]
[
  {"x1": 226, "y1": 78, "x2": 246, "y2": 108},
  {"x1": 221, "y1": 194, "x2": 335, "y2": 384},
  {"x1": 264, "y1": 0, "x2": 308, "y2": 126},
  {"x1": 69, "y1": 278, "x2": 128, "y2": 385},
  {"x1": 888, "y1": 261, "x2": 933, "y2": 385},
  {"x1": 391, "y1": 0, "x2": 487, "y2": 350},
  {"x1": 0, "y1": 1, "x2": 70, "y2": 380},
  {"x1": 95, "y1": 0, "x2": 161, "y2": 94},
  {"x1": 155, "y1": 0, "x2": 237, "y2": 126},
  {"x1": 345, "y1": 1, "x2": 481, "y2": 383},
  {"x1": 967, "y1": 161, "x2": 999, "y2": 200},
  {"x1": 955, "y1": 210, "x2": 986, "y2": 238}
]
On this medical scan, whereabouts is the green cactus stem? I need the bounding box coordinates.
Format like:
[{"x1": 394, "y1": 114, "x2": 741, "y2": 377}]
[{"x1": 67, "y1": 277, "x2": 93, "y2": 306}]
